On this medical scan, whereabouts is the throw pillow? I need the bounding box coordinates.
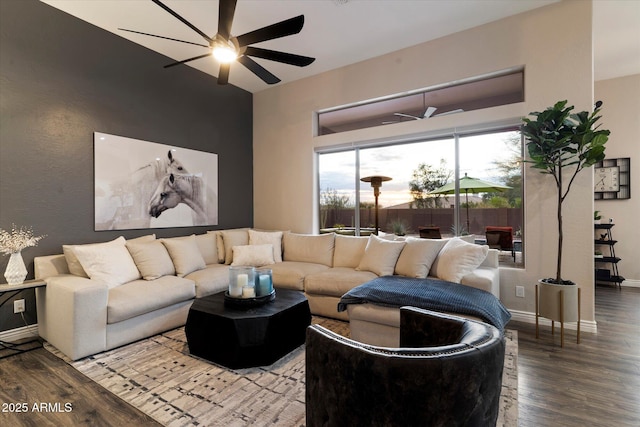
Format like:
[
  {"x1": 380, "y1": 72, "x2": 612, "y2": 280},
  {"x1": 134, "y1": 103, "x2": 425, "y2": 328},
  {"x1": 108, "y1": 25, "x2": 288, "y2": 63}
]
[
  {"x1": 73, "y1": 236, "x2": 141, "y2": 288},
  {"x1": 161, "y1": 235, "x2": 206, "y2": 277},
  {"x1": 195, "y1": 233, "x2": 219, "y2": 265},
  {"x1": 249, "y1": 229, "x2": 283, "y2": 263},
  {"x1": 356, "y1": 234, "x2": 406, "y2": 276},
  {"x1": 62, "y1": 244, "x2": 89, "y2": 278},
  {"x1": 126, "y1": 234, "x2": 156, "y2": 244},
  {"x1": 126, "y1": 240, "x2": 175, "y2": 280},
  {"x1": 395, "y1": 237, "x2": 447, "y2": 278},
  {"x1": 220, "y1": 229, "x2": 250, "y2": 265},
  {"x1": 430, "y1": 237, "x2": 489, "y2": 283},
  {"x1": 231, "y1": 244, "x2": 275, "y2": 267},
  {"x1": 283, "y1": 232, "x2": 335, "y2": 267},
  {"x1": 333, "y1": 235, "x2": 369, "y2": 268}
]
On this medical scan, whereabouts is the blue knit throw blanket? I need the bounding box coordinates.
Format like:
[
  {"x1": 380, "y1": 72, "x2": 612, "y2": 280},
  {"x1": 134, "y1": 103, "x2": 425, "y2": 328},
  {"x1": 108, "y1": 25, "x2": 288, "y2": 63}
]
[{"x1": 337, "y1": 276, "x2": 511, "y2": 330}]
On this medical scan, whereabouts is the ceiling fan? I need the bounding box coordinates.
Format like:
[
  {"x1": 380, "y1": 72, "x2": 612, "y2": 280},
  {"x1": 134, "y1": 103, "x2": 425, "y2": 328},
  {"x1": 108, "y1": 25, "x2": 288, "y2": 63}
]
[{"x1": 119, "y1": 0, "x2": 315, "y2": 85}]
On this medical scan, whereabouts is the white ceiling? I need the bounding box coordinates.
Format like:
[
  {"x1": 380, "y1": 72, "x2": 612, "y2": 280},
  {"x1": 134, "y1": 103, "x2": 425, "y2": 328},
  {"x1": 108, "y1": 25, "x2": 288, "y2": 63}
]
[{"x1": 41, "y1": 0, "x2": 640, "y2": 93}]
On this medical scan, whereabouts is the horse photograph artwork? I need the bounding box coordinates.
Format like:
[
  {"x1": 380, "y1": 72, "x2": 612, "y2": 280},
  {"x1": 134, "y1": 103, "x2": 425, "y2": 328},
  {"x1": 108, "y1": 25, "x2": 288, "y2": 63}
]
[{"x1": 94, "y1": 132, "x2": 218, "y2": 230}]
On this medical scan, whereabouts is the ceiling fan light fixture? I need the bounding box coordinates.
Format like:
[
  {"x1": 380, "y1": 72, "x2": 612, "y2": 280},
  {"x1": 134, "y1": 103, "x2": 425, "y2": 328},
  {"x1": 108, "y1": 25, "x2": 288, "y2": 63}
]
[{"x1": 212, "y1": 39, "x2": 238, "y2": 63}]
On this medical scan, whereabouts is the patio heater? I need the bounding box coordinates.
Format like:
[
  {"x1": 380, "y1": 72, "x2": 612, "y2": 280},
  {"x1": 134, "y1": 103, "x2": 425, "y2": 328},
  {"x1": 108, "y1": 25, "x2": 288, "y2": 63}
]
[{"x1": 360, "y1": 175, "x2": 392, "y2": 235}]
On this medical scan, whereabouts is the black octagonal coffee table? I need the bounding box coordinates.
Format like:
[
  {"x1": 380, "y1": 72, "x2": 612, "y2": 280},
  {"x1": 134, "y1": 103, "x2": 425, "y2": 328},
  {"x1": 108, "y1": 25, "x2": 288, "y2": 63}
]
[{"x1": 185, "y1": 288, "x2": 311, "y2": 369}]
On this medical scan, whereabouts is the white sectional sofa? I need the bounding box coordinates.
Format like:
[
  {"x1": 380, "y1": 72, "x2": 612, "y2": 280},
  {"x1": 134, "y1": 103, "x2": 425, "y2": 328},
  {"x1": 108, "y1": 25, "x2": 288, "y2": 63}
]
[{"x1": 34, "y1": 229, "x2": 500, "y2": 360}]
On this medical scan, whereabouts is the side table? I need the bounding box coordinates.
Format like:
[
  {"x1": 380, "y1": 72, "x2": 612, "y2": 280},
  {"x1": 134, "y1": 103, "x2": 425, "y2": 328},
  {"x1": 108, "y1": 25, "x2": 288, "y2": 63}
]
[{"x1": 0, "y1": 279, "x2": 46, "y2": 358}]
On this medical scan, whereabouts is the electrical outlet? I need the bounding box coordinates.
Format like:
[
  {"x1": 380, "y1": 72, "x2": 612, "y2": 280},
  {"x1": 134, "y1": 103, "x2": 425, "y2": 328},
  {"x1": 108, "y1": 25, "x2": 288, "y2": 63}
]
[
  {"x1": 14, "y1": 299, "x2": 25, "y2": 313},
  {"x1": 515, "y1": 286, "x2": 525, "y2": 298}
]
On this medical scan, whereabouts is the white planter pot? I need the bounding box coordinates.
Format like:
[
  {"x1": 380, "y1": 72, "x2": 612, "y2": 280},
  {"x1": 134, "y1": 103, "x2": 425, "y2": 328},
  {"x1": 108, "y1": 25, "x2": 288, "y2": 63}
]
[
  {"x1": 4, "y1": 251, "x2": 27, "y2": 285},
  {"x1": 536, "y1": 279, "x2": 581, "y2": 347}
]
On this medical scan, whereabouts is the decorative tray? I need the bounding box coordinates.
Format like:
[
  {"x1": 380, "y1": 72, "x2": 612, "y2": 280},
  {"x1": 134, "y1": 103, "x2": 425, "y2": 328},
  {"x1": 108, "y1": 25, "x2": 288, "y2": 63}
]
[{"x1": 224, "y1": 290, "x2": 276, "y2": 308}]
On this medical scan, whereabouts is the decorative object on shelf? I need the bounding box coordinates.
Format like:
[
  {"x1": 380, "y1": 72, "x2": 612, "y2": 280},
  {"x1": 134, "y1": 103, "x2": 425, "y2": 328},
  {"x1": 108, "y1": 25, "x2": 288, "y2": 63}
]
[
  {"x1": 1, "y1": 224, "x2": 46, "y2": 285},
  {"x1": 360, "y1": 175, "x2": 392, "y2": 235},
  {"x1": 593, "y1": 157, "x2": 631, "y2": 200},
  {"x1": 594, "y1": 210, "x2": 602, "y2": 224},
  {"x1": 522, "y1": 100, "x2": 609, "y2": 287}
]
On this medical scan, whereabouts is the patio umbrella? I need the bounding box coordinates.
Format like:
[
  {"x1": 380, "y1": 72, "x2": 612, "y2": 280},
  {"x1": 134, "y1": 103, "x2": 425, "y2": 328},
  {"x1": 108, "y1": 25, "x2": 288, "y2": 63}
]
[{"x1": 429, "y1": 173, "x2": 511, "y2": 232}]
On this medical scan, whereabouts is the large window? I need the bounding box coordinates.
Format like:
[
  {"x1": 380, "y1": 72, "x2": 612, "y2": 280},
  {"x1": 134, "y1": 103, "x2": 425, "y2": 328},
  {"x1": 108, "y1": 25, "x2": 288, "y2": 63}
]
[{"x1": 318, "y1": 128, "x2": 524, "y2": 267}]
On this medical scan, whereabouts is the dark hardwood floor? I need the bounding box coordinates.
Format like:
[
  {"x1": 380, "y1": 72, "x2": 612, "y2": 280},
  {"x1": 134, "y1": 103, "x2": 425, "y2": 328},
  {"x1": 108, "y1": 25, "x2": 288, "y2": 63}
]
[
  {"x1": 1, "y1": 285, "x2": 638, "y2": 426},
  {"x1": 513, "y1": 285, "x2": 640, "y2": 427}
]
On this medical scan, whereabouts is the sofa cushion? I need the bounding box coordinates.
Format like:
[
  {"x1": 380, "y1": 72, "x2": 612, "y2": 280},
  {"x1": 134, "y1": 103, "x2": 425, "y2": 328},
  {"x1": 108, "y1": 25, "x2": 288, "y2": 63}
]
[
  {"x1": 249, "y1": 229, "x2": 283, "y2": 263},
  {"x1": 270, "y1": 261, "x2": 330, "y2": 291},
  {"x1": 161, "y1": 235, "x2": 206, "y2": 277},
  {"x1": 430, "y1": 237, "x2": 489, "y2": 283},
  {"x1": 304, "y1": 267, "x2": 378, "y2": 298},
  {"x1": 395, "y1": 237, "x2": 447, "y2": 278},
  {"x1": 283, "y1": 233, "x2": 335, "y2": 267},
  {"x1": 107, "y1": 276, "x2": 195, "y2": 324},
  {"x1": 73, "y1": 236, "x2": 141, "y2": 288},
  {"x1": 333, "y1": 235, "x2": 369, "y2": 268},
  {"x1": 195, "y1": 233, "x2": 219, "y2": 265},
  {"x1": 220, "y1": 229, "x2": 250, "y2": 265},
  {"x1": 356, "y1": 235, "x2": 405, "y2": 276},
  {"x1": 231, "y1": 244, "x2": 275, "y2": 267},
  {"x1": 185, "y1": 264, "x2": 230, "y2": 298},
  {"x1": 126, "y1": 240, "x2": 176, "y2": 280}
]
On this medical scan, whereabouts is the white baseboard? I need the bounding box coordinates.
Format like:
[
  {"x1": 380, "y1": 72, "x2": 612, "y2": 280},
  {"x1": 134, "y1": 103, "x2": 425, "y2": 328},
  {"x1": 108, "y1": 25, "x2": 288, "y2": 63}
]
[
  {"x1": 0, "y1": 324, "x2": 39, "y2": 342},
  {"x1": 509, "y1": 310, "x2": 598, "y2": 334},
  {"x1": 622, "y1": 279, "x2": 640, "y2": 288}
]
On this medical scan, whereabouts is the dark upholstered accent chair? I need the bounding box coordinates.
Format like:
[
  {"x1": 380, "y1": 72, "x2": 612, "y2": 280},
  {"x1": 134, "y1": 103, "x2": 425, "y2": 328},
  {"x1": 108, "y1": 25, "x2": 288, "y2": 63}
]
[
  {"x1": 485, "y1": 226, "x2": 515, "y2": 261},
  {"x1": 306, "y1": 307, "x2": 505, "y2": 427},
  {"x1": 418, "y1": 226, "x2": 442, "y2": 239}
]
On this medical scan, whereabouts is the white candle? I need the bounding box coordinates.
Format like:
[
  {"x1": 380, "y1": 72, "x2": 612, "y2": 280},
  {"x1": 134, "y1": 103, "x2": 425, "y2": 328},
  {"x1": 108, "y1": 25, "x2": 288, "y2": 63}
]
[
  {"x1": 237, "y1": 274, "x2": 248, "y2": 287},
  {"x1": 242, "y1": 286, "x2": 256, "y2": 298},
  {"x1": 229, "y1": 284, "x2": 242, "y2": 297}
]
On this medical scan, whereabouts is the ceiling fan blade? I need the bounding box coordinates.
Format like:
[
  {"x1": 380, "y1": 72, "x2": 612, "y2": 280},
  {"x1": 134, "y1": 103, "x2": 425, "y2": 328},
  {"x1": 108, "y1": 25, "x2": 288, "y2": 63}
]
[
  {"x1": 163, "y1": 53, "x2": 212, "y2": 68},
  {"x1": 217, "y1": 63, "x2": 230, "y2": 85},
  {"x1": 151, "y1": 0, "x2": 212, "y2": 43},
  {"x1": 237, "y1": 55, "x2": 280, "y2": 84},
  {"x1": 218, "y1": 0, "x2": 237, "y2": 41},
  {"x1": 236, "y1": 15, "x2": 305, "y2": 47},
  {"x1": 422, "y1": 106, "x2": 437, "y2": 118},
  {"x1": 119, "y1": 28, "x2": 209, "y2": 48},
  {"x1": 394, "y1": 112, "x2": 421, "y2": 120},
  {"x1": 244, "y1": 46, "x2": 315, "y2": 67}
]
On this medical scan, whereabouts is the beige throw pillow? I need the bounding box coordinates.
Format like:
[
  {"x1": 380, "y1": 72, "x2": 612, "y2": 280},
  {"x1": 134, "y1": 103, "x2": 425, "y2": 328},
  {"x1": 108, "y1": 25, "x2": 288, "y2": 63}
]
[
  {"x1": 161, "y1": 235, "x2": 206, "y2": 277},
  {"x1": 231, "y1": 244, "x2": 275, "y2": 267},
  {"x1": 126, "y1": 240, "x2": 175, "y2": 280},
  {"x1": 394, "y1": 237, "x2": 447, "y2": 278},
  {"x1": 195, "y1": 233, "x2": 219, "y2": 265},
  {"x1": 333, "y1": 235, "x2": 369, "y2": 268},
  {"x1": 430, "y1": 237, "x2": 489, "y2": 283},
  {"x1": 283, "y1": 232, "x2": 335, "y2": 267},
  {"x1": 73, "y1": 236, "x2": 141, "y2": 288},
  {"x1": 356, "y1": 234, "x2": 406, "y2": 276},
  {"x1": 249, "y1": 229, "x2": 283, "y2": 263},
  {"x1": 220, "y1": 229, "x2": 250, "y2": 265}
]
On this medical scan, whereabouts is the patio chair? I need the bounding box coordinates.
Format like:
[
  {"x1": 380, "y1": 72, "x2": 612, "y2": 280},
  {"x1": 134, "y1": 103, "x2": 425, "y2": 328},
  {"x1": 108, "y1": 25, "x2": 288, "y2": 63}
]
[
  {"x1": 485, "y1": 226, "x2": 515, "y2": 261},
  {"x1": 418, "y1": 226, "x2": 442, "y2": 239}
]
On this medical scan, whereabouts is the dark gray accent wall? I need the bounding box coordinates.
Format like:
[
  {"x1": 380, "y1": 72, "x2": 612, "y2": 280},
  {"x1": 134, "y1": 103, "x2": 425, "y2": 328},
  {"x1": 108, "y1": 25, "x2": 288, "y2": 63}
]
[{"x1": 0, "y1": 0, "x2": 253, "y2": 331}]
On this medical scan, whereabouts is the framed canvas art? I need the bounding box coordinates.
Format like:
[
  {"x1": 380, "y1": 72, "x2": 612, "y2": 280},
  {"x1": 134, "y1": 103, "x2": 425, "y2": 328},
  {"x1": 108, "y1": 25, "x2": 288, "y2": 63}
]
[{"x1": 94, "y1": 132, "x2": 218, "y2": 230}]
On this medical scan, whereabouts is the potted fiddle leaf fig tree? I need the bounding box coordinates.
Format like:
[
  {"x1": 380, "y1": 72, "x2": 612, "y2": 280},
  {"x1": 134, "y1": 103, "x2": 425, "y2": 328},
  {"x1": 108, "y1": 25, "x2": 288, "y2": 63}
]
[{"x1": 522, "y1": 100, "x2": 609, "y2": 341}]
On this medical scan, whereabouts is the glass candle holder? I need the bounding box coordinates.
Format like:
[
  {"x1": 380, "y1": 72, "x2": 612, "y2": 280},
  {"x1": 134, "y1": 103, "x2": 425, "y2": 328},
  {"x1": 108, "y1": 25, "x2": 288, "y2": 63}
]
[
  {"x1": 229, "y1": 266, "x2": 255, "y2": 298},
  {"x1": 255, "y1": 267, "x2": 273, "y2": 297}
]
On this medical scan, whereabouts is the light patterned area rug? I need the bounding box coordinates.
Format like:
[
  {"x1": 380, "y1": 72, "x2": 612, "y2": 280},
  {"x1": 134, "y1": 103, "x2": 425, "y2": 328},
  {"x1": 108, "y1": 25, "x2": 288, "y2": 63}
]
[{"x1": 45, "y1": 317, "x2": 517, "y2": 426}]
